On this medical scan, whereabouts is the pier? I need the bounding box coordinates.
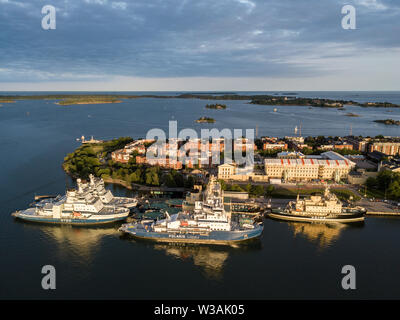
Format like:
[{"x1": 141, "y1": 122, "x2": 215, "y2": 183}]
[{"x1": 34, "y1": 195, "x2": 57, "y2": 201}]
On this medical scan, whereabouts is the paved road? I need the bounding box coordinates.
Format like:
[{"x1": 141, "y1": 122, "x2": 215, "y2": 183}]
[{"x1": 357, "y1": 199, "x2": 400, "y2": 215}]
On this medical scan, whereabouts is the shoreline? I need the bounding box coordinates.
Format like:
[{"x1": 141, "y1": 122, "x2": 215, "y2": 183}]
[{"x1": 1, "y1": 93, "x2": 399, "y2": 108}]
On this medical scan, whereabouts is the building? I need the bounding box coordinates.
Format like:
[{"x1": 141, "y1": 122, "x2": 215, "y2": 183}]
[
  {"x1": 263, "y1": 142, "x2": 287, "y2": 150},
  {"x1": 348, "y1": 170, "x2": 378, "y2": 185},
  {"x1": 111, "y1": 139, "x2": 152, "y2": 163},
  {"x1": 378, "y1": 158, "x2": 400, "y2": 173},
  {"x1": 345, "y1": 137, "x2": 369, "y2": 152},
  {"x1": 277, "y1": 151, "x2": 305, "y2": 159},
  {"x1": 217, "y1": 163, "x2": 269, "y2": 182},
  {"x1": 320, "y1": 151, "x2": 356, "y2": 166},
  {"x1": 368, "y1": 142, "x2": 400, "y2": 156},
  {"x1": 111, "y1": 150, "x2": 131, "y2": 163},
  {"x1": 333, "y1": 143, "x2": 353, "y2": 150},
  {"x1": 218, "y1": 163, "x2": 236, "y2": 179},
  {"x1": 264, "y1": 157, "x2": 354, "y2": 182},
  {"x1": 261, "y1": 137, "x2": 288, "y2": 151}
]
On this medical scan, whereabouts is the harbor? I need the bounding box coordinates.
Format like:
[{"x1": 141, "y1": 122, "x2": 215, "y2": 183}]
[{"x1": 1, "y1": 92, "x2": 400, "y2": 299}]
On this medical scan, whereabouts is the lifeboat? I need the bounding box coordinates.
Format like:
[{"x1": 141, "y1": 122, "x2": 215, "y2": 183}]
[{"x1": 180, "y1": 220, "x2": 189, "y2": 227}]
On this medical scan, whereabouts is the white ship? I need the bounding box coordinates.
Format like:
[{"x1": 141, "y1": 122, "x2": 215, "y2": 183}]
[
  {"x1": 12, "y1": 177, "x2": 132, "y2": 225},
  {"x1": 268, "y1": 186, "x2": 366, "y2": 223}
]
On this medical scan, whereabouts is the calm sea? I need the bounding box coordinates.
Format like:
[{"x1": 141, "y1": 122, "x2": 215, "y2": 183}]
[{"x1": 1, "y1": 91, "x2": 400, "y2": 299}]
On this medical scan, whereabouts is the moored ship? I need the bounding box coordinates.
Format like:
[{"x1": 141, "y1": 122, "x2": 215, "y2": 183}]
[
  {"x1": 267, "y1": 186, "x2": 366, "y2": 223},
  {"x1": 12, "y1": 179, "x2": 130, "y2": 225},
  {"x1": 82, "y1": 174, "x2": 137, "y2": 209},
  {"x1": 119, "y1": 176, "x2": 263, "y2": 245}
]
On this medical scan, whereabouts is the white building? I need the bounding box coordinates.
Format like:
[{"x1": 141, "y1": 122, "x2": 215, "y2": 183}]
[{"x1": 264, "y1": 157, "x2": 354, "y2": 182}]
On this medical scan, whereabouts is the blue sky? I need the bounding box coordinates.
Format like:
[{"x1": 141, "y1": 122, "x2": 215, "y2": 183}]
[{"x1": 0, "y1": 0, "x2": 399, "y2": 91}]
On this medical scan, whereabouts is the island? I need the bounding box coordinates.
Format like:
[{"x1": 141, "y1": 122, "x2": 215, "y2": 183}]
[
  {"x1": 205, "y1": 103, "x2": 227, "y2": 110},
  {"x1": 56, "y1": 96, "x2": 122, "y2": 105},
  {"x1": 374, "y1": 119, "x2": 400, "y2": 126},
  {"x1": 196, "y1": 116, "x2": 215, "y2": 123},
  {"x1": 345, "y1": 113, "x2": 360, "y2": 117}
]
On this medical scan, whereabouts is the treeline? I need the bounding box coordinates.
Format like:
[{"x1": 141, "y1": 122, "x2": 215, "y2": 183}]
[
  {"x1": 366, "y1": 170, "x2": 400, "y2": 199},
  {"x1": 219, "y1": 180, "x2": 275, "y2": 197}
]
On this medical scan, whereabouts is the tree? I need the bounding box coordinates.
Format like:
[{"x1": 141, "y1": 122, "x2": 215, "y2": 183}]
[
  {"x1": 265, "y1": 185, "x2": 275, "y2": 195},
  {"x1": 165, "y1": 173, "x2": 176, "y2": 188},
  {"x1": 366, "y1": 177, "x2": 377, "y2": 189},
  {"x1": 388, "y1": 181, "x2": 400, "y2": 198}
]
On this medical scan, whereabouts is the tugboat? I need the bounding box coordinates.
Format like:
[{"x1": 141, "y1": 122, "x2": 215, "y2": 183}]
[
  {"x1": 12, "y1": 180, "x2": 130, "y2": 225},
  {"x1": 267, "y1": 186, "x2": 365, "y2": 223},
  {"x1": 119, "y1": 176, "x2": 263, "y2": 246}
]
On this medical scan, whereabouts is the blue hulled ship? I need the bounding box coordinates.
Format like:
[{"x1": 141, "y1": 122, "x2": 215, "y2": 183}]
[{"x1": 119, "y1": 176, "x2": 264, "y2": 245}]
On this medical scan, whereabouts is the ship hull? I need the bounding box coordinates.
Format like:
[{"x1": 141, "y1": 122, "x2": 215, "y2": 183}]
[
  {"x1": 12, "y1": 211, "x2": 128, "y2": 225},
  {"x1": 267, "y1": 210, "x2": 364, "y2": 223},
  {"x1": 120, "y1": 225, "x2": 263, "y2": 245}
]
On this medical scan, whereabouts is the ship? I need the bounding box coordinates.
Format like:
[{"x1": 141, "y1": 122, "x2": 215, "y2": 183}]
[
  {"x1": 12, "y1": 179, "x2": 130, "y2": 225},
  {"x1": 267, "y1": 186, "x2": 366, "y2": 223},
  {"x1": 119, "y1": 176, "x2": 263, "y2": 246},
  {"x1": 81, "y1": 174, "x2": 137, "y2": 209}
]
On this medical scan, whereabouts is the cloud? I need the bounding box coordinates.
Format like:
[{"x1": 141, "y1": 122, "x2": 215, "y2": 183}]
[
  {"x1": 355, "y1": 0, "x2": 388, "y2": 10},
  {"x1": 0, "y1": 0, "x2": 399, "y2": 89},
  {"x1": 111, "y1": 2, "x2": 127, "y2": 10}
]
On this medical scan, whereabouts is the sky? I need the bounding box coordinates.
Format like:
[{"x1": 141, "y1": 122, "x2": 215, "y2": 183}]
[{"x1": 0, "y1": 0, "x2": 399, "y2": 91}]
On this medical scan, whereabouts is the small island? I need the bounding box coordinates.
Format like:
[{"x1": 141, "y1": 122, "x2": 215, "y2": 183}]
[
  {"x1": 345, "y1": 113, "x2": 360, "y2": 117},
  {"x1": 205, "y1": 103, "x2": 227, "y2": 110},
  {"x1": 374, "y1": 119, "x2": 400, "y2": 126},
  {"x1": 196, "y1": 116, "x2": 215, "y2": 123},
  {"x1": 56, "y1": 96, "x2": 122, "y2": 106}
]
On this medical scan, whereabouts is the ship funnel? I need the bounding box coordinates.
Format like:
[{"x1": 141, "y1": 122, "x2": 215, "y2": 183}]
[
  {"x1": 77, "y1": 178, "x2": 83, "y2": 193},
  {"x1": 89, "y1": 174, "x2": 95, "y2": 185}
]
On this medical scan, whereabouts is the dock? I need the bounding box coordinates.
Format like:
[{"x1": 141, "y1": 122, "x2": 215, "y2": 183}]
[{"x1": 34, "y1": 195, "x2": 57, "y2": 201}]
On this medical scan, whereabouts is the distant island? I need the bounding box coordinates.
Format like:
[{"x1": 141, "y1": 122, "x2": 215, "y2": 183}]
[
  {"x1": 56, "y1": 96, "x2": 122, "y2": 105},
  {"x1": 205, "y1": 103, "x2": 227, "y2": 109},
  {"x1": 374, "y1": 119, "x2": 400, "y2": 126},
  {"x1": 345, "y1": 113, "x2": 360, "y2": 117},
  {"x1": 0, "y1": 93, "x2": 399, "y2": 108},
  {"x1": 196, "y1": 116, "x2": 215, "y2": 123}
]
